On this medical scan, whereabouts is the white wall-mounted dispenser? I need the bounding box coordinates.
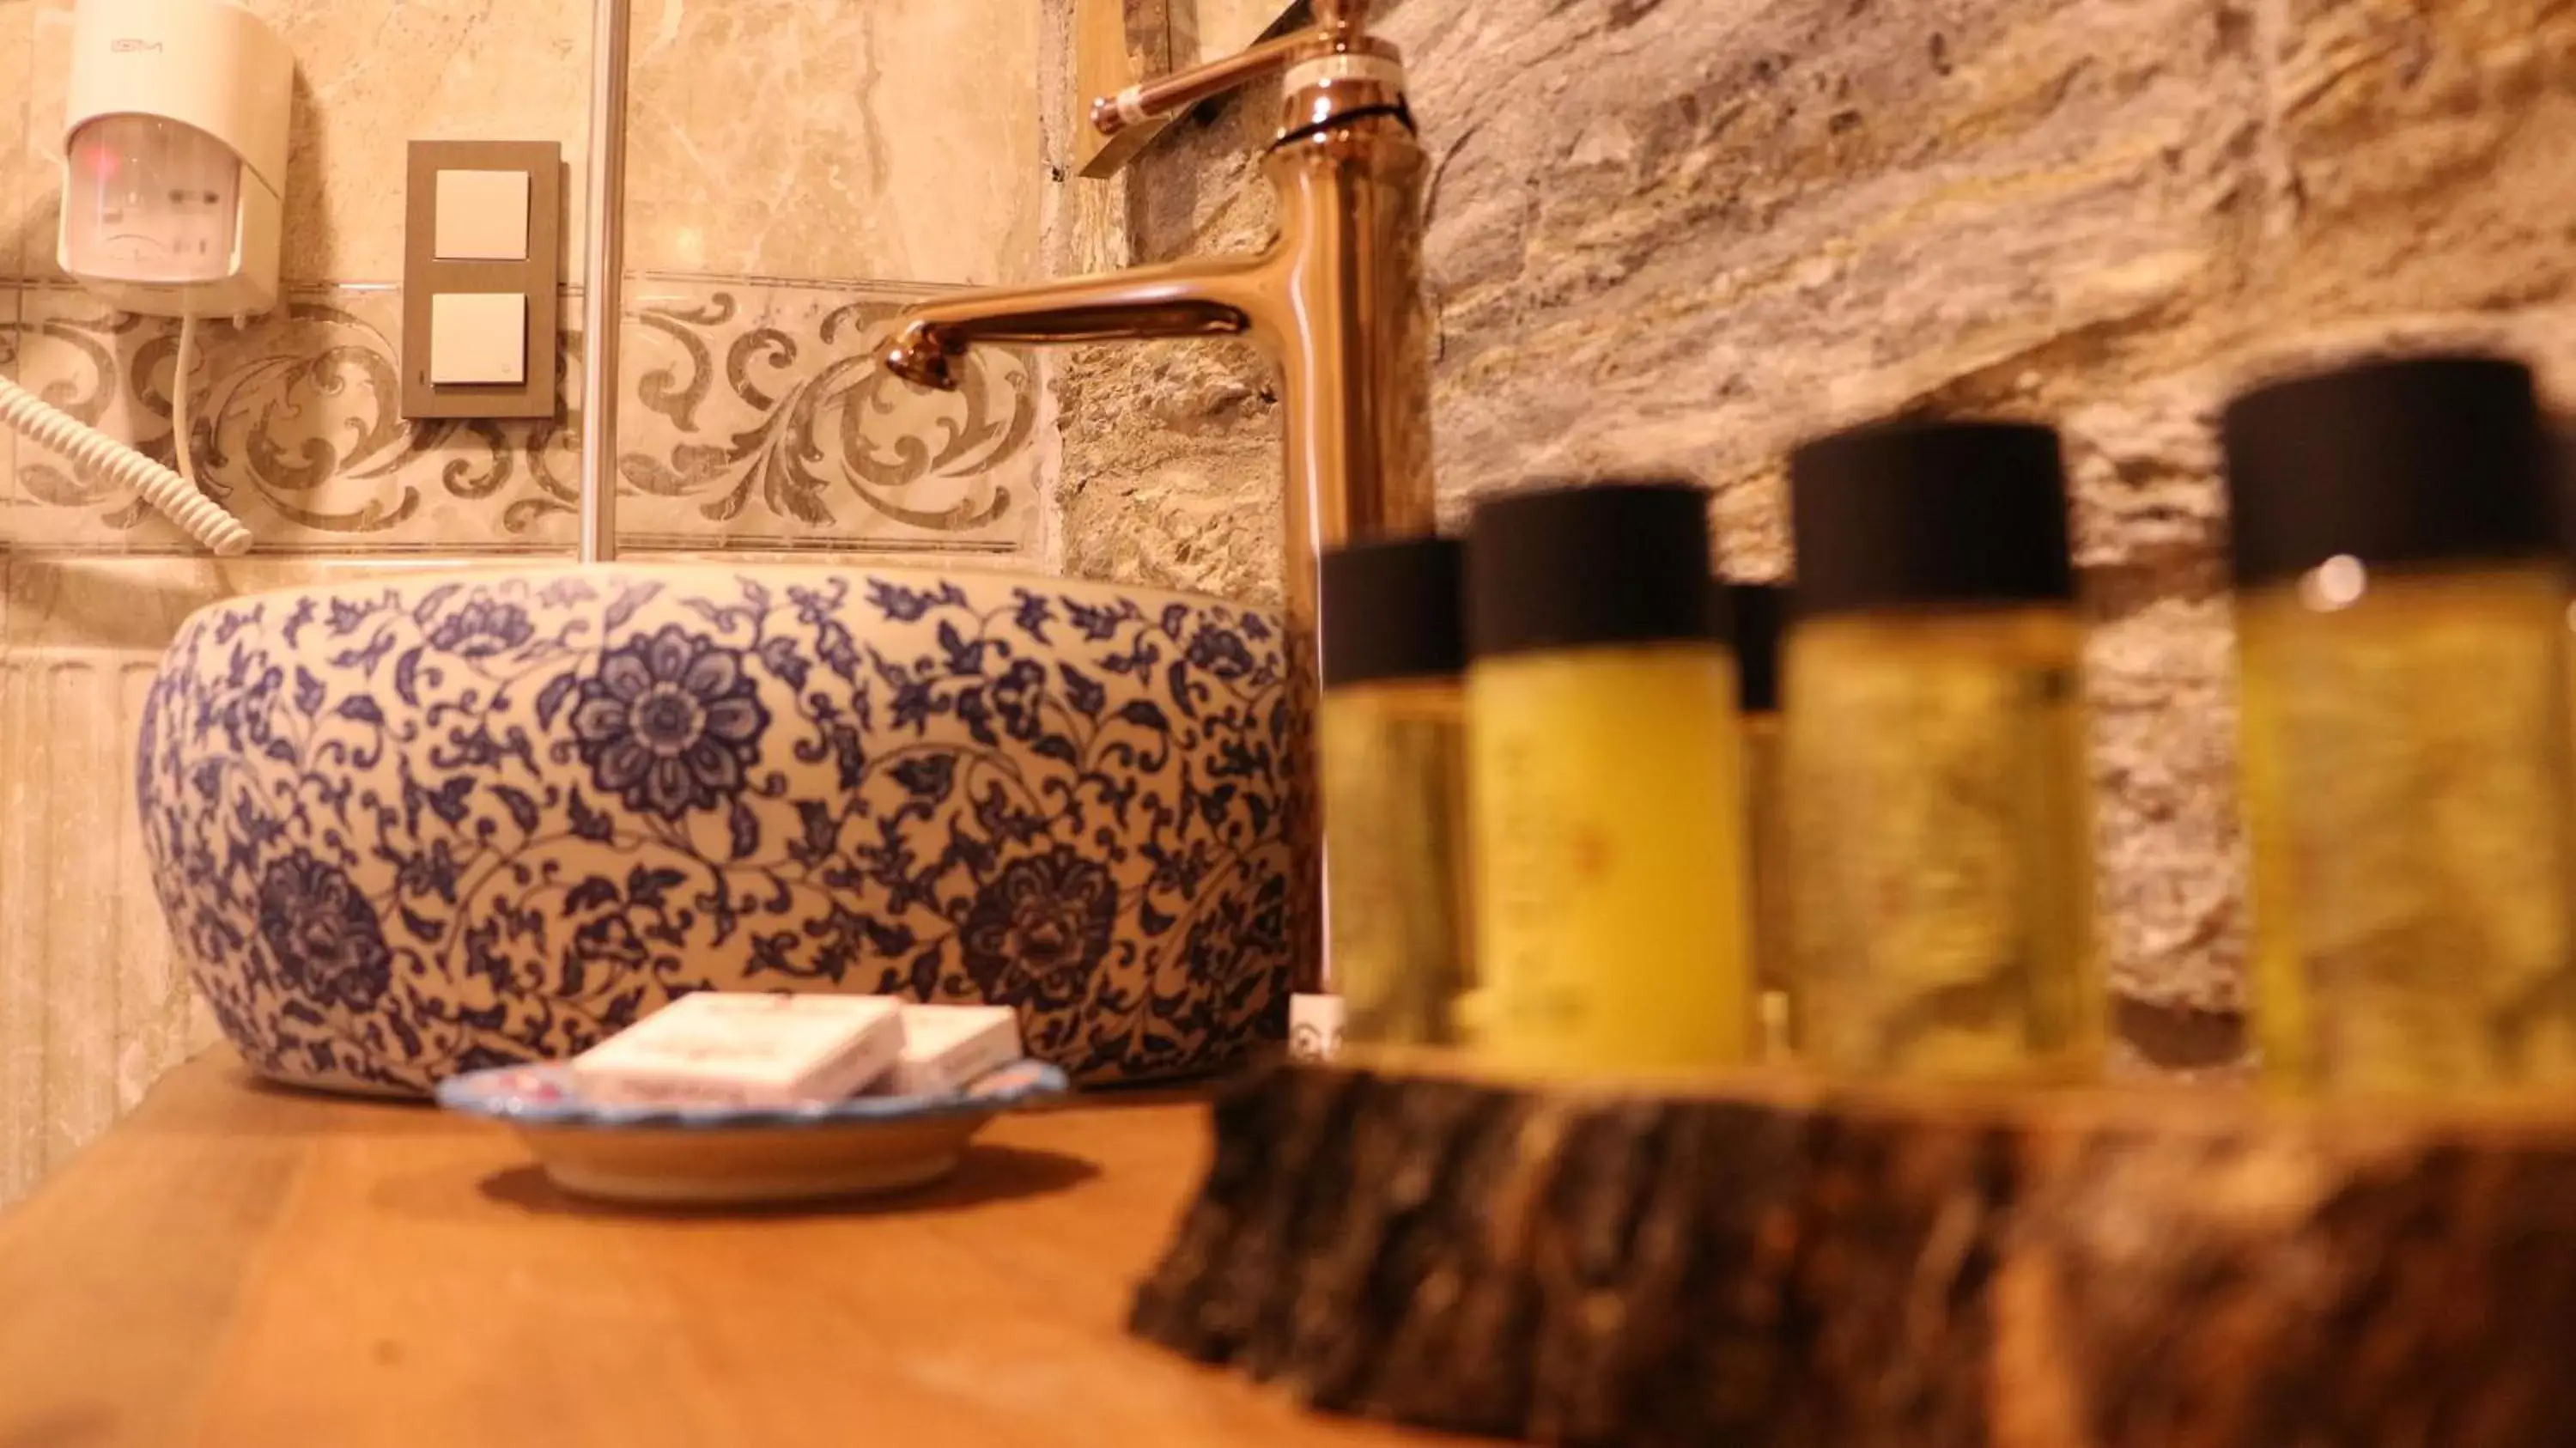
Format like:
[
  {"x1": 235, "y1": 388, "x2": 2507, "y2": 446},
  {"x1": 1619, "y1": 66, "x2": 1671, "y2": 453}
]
[
  {"x1": 57, "y1": 0, "x2": 293, "y2": 319},
  {"x1": 0, "y1": 0, "x2": 289, "y2": 556}
]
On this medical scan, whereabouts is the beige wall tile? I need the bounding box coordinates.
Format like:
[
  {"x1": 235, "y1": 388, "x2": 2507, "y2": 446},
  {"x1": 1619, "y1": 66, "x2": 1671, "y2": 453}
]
[
  {"x1": 4, "y1": 1, "x2": 67, "y2": 283},
  {"x1": 624, "y1": 0, "x2": 1042, "y2": 283},
  {"x1": 258, "y1": 0, "x2": 592, "y2": 283},
  {"x1": 0, "y1": 0, "x2": 33, "y2": 282},
  {"x1": 9, "y1": 0, "x2": 1054, "y2": 289},
  {"x1": 13, "y1": 0, "x2": 592, "y2": 286}
]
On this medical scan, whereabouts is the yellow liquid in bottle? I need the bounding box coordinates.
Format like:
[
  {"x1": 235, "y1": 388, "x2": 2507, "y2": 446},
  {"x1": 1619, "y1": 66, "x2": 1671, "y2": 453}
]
[
  {"x1": 1741, "y1": 713, "x2": 1793, "y2": 1061},
  {"x1": 1320, "y1": 679, "x2": 1473, "y2": 1046},
  {"x1": 1467, "y1": 643, "x2": 1750, "y2": 1074},
  {"x1": 1783, "y1": 608, "x2": 2100, "y2": 1082},
  {"x1": 2239, "y1": 563, "x2": 2576, "y2": 1095}
]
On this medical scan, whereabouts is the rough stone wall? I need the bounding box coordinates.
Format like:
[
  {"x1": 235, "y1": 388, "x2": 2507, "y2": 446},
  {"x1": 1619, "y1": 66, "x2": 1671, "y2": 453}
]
[{"x1": 1048, "y1": 0, "x2": 2576, "y2": 1068}]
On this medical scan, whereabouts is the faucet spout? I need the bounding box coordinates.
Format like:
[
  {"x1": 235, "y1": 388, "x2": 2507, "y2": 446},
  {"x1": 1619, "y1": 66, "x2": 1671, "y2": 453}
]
[{"x1": 881, "y1": 258, "x2": 1272, "y2": 391}]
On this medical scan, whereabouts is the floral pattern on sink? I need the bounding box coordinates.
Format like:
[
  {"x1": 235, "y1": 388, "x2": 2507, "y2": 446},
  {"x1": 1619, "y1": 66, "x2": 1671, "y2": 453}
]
[{"x1": 135, "y1": 565, "x2": 1304, "y2": 1095}]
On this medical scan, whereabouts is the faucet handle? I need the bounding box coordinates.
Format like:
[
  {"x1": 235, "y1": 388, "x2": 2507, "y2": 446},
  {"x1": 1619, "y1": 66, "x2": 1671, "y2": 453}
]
[{"x1": 1091, "y1": 6, "x2": 1401, "y2": 140}]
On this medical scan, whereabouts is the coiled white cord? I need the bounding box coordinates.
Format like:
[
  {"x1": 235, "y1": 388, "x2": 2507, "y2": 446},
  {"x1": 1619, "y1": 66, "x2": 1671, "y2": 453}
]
[{"x1": 0, "y1": 311, "x2": 253, "y2": 556}]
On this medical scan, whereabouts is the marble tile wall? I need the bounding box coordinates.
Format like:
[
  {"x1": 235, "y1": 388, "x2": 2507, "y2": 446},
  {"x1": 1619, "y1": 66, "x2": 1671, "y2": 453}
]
[
  {"x1": 624, "y1": 0, "x2": 1044, "y2": 283},
  {"x1": 0, "y1": 0, "x2": 32, "y2": 283},
  {"x1": 8, "y1": 0, "x2": 1048, "y2": 288}
]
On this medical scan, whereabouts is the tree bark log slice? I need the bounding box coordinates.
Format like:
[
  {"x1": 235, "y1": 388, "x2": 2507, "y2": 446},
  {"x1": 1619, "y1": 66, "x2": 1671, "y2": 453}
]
[{"x1": 1127, "y1": 1061, "x2": 2576, "y2": 1447}]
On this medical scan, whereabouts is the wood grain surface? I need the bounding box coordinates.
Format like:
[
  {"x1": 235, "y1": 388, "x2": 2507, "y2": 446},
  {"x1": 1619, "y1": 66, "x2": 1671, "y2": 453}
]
[
  {"x1": 0, "y1": 1052, "x2": 1436, "y2": 1448},
  {"x1": 1134, "y1": 1060, "x2": 2576, "y2": 1448}
]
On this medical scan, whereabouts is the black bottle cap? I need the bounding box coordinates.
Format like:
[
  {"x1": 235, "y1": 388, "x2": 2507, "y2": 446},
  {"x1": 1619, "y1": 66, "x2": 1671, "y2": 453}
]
[
  {"x1": 1789, "y1": 419, "x2": 2075, "y2": 618},
  {"x1": 1320, "y1": 536, "x2": 1467, "y2": 686},
  {"x1": 2221, "y1": 354, "x2": 2553, "y2": 588},
  {"x1": 1728, "y1": 582, "x2": 1786, "y2": 713},
  {"x1": 1468, "y1": 480, "x2": 1719, "y2": 660}
]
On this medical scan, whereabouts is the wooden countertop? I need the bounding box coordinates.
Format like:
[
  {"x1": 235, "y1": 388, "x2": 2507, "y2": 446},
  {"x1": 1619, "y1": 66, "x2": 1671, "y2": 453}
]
[{"x1": 0, "y1": 1053, "x2": 1436, "y2": 1448}]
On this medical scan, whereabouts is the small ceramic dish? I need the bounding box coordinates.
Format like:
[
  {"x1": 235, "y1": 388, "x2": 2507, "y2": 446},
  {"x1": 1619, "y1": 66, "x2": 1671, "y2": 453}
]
[{"x1": 435, "y1": 1058, "x2": 1069, "y2": 1206}]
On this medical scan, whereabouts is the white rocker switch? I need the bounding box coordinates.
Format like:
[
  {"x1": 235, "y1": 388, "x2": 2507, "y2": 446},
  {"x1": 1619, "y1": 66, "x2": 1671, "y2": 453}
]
[
  {"x1": 428, "y1": 292, "x2": 527, "y2": 386},
  {"x1": 433, "y1": 169, "x2": 531, "y2": 261}
]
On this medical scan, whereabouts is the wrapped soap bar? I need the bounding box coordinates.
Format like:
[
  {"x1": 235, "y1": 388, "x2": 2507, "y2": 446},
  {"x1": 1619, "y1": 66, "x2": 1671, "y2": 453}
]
[
  {"x1": 572, "y1": 993, "x2": 903, "y2": 1106},
  {"x1": 878, "y1": 1004, "x2": 1024, "y2": 1096}
]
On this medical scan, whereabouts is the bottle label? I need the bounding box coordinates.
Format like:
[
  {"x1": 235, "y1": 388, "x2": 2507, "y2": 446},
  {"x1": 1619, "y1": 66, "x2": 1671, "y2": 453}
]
[
  {"x1": 1319, "y1": 695, "x2": 1472, "y2": 1045},
  {"x1": 2240, "y1": 572, "x2": 2576, "y2": 1092},
  {"x1": 1467, "y1": 650, "x2": 1749, "y2": 1071},
  {"x1": 1783, "y1": 615, "x2": 2097, "y2": 1080}
]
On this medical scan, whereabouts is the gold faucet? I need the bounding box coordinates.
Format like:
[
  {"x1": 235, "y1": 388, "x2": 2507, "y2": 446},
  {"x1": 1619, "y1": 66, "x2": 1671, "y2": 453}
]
[
  {"x1": 883, "y1": 0, "x2": 1435, "y2": 646},
  {"x1": 883, "y1": 0, "x2": 1434, "y2": 998}
]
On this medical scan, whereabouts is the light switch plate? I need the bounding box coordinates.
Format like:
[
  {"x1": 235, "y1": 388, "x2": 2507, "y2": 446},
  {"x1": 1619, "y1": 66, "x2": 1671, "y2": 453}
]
[
  {"x1": 434, "y1": 169, "x2": 531, "y2": 261},
  {"x1": 403, "y1": 140, "x2": 561, "y2": 420},
  {"x1": 428, "y1": 292, "x2": 527, "y2": 385}
]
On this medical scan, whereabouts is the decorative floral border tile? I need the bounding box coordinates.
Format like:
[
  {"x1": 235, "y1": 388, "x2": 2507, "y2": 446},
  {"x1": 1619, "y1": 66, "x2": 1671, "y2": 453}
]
[
  {"x1": 618, "y1": 276, "x2": 1038, "y2": 551},
  {"x1": 0, "y1": 274, "x2": 1041, "y2": 557}
]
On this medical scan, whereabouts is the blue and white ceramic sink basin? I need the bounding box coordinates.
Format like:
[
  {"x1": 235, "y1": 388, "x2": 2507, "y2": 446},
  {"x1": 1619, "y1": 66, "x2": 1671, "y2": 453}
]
[{"x1": 136, "y1": 563, "x2": 1303, "y2": 1097}]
